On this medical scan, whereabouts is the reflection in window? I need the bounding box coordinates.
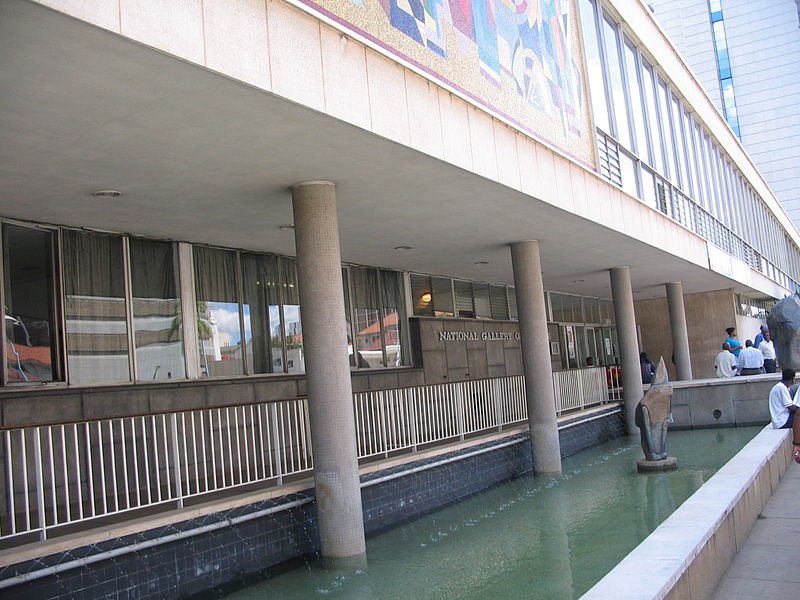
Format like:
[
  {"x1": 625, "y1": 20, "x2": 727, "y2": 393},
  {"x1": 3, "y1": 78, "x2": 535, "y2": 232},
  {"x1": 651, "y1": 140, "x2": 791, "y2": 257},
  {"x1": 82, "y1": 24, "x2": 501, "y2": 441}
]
[
  {"x1": 473, "y1": 283, "x2": 492, "y2": 319},
  {"x1": 129, "y1": 238, "x2": 185, "y2": 381},
  {"x1": 63, "y1": 230, "x2": 129, "y2": 384},
  {"x1": 351, "y1": 267, "x2": 382, "y2": 368},
  {"x1": 193, "y1": 247, "x2": 244, "y2": 378},
  {"x1": 380, "y1": 270, "x2": 405, "y2": 367},
  {"x1": 3, "y1": 225, "x2": 59, "y2": 383}
]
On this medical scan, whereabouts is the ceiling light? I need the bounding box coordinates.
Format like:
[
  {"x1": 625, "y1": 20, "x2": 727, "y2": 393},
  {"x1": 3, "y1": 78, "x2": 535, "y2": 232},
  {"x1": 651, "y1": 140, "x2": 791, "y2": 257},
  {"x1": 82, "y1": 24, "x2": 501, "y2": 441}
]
[
  {"x1": 474, "y1": 261, "x2": 489, "y2": 265},
  {"x1": 92, "y1": 190, "x2": 122, "y2": 199},
  {"x1": 279, "y1": 224, "x2": 295, "y2": 230},
  {"x1": 394, "y1": 246, "x2": 413, "y2": 250}
]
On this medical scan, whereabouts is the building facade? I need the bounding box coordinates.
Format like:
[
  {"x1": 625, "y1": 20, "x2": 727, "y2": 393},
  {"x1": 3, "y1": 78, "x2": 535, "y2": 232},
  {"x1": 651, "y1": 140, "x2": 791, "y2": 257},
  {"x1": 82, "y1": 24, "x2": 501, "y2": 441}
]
[
  {"x1": 650, "y1": 0, "x2": 800, "y2": 228},
  {"x1": 0, "y1": 0, "x2": 798, "y2": 595}
]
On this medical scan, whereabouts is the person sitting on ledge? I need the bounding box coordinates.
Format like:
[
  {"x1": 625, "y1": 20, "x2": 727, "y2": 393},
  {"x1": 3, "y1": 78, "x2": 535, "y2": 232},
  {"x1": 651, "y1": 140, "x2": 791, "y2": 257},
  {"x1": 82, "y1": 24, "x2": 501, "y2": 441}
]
[{"x1": 769, "y1": 368, "x2": 800, "y2": 463}]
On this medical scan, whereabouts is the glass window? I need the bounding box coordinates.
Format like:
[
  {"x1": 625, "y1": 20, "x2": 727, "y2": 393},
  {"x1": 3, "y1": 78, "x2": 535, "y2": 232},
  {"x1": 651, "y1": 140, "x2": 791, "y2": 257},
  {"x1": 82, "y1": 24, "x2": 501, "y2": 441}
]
[
  {"x1": 129, "y1": 238, "x2": 185, "y2": 381},
  {"x1": 670, "y1": 96, "x2": 686, "y2": 191},
  {"x1": 241, "y1": 253, "x2": 295, "y2": 374},
  {"x1": 602, "y1": 16, "x2": 631, "y2": 148},
  {"x1": 508, "y1": 288, "x2": 518, "y2": 320},
  {"x1": 63, "y1": 230, "x2": 130, "y2": 384},
  {"x1": 489, "y1": 285, "x2": 509, "y2": 320},
  {"x1": 454, "y1": 280, "x2": 474, "y2": 318},
  {"x1": 473, "y1": 283, "x2": 491, "y2": 319},
  {"x1": 380, "y1": 270, "x2": 406, "y2": 367},
  {"x1": 620, "y1": 151, "x2": 638, "y2": 197},
  {"x1": 351, "y1": 267, "x2": 383, "y2": 368},
  {"x1": 431, "y1": 277, "x2": 454, "y2": 317},
  {"x1": 657, "y1": 80, "x2": 677, "y2": 183},
  {"x1": 3, "y1": 225, "x2": 59, "y2": 383},
  {"x1": 410, "y1": 274, "x2": 434, "y2": 317},
  {"x1": 641, "y1": 62, "x2": 664, "y2": 174},
  {"x1": 641, "y1": 167, "x2": 657, "y2": 210},
  {"x1": 623, "y1": 41, "x2": 649, "y2": 160},
  {"x1": 193, "y1": 247, "x2": 244, "y2": 378},
  {"x1": 579, "y1": 0, "x2": 610, "y2": 132}
]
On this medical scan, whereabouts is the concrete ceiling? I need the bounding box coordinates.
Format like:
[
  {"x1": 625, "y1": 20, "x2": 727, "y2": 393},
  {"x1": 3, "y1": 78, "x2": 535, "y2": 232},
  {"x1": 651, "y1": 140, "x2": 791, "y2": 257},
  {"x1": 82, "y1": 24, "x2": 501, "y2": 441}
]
[{"x1": 0, "y1": 0, "x2": 765, "y2": 301}]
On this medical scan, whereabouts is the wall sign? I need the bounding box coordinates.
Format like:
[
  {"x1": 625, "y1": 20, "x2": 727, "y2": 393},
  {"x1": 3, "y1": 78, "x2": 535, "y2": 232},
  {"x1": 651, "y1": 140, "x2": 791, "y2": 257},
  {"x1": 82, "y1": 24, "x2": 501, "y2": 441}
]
[{"x1": 438, "y1": 331, "x2": 520, "y2": 342}]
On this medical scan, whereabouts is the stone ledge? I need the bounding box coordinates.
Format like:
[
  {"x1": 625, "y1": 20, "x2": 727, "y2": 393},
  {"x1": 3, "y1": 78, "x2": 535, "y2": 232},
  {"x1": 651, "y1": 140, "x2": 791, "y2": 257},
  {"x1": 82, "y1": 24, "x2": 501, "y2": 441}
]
[{"x1": 581, "y1": 425, "x2": 791, "y2": 600}]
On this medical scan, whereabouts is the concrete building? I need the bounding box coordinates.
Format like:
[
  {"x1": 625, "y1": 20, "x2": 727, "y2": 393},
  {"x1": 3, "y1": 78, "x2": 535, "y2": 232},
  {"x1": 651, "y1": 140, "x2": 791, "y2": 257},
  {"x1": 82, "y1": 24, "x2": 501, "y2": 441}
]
[
  {"x1": 650, "y1": 0, "x2": 800, "y2": 228},
  {"x1": 0, "y1": 0, "x2": 797, "y2": 596}
]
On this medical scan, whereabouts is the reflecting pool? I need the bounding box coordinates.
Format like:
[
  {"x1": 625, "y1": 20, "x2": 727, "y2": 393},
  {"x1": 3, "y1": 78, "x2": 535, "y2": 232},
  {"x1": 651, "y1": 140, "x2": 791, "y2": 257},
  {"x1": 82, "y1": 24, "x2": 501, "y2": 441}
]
[{"x1": 227, "y1": 426, "x2": 761, "y2": 600}]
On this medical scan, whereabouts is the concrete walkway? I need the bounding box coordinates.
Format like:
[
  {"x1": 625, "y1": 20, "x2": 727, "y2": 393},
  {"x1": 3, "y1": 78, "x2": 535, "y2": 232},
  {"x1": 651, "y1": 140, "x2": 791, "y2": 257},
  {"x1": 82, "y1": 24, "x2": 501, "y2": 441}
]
[{"x1": 711, "y1": 461, "x2": 800, "y2": 599}]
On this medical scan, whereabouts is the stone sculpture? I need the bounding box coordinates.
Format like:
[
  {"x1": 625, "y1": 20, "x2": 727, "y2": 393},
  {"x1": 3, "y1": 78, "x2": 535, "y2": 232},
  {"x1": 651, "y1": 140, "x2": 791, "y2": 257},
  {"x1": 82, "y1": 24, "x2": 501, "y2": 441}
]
[
  {"x1": 767, "y1": 295, "x2": 800, "y2": 370},
  {"x1": 635, "y1": 357, "x2": 677, "y2": 472}
]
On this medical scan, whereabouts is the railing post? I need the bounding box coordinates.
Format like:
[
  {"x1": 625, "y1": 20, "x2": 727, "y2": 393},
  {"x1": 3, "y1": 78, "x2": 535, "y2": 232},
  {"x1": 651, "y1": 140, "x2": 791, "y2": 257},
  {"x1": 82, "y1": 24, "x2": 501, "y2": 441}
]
[
  {"x1": 407, "y1": 387, "x2": 418, "y2": 452},
  {"x1": 33, "y1": 428, "x2": 47, "y2": 541},
  {"x1": 456, "y1": 384, "x2": 466, "y2": 441},
  {"x1": 270, "y1": 403, "x2": 283, "y2": 486},
  {"x1": 169, "y1": 413, "x2": 184, "y2": 509},
  {"x1": 492, "y1": 378, "x2": 503, "y2": 431}
]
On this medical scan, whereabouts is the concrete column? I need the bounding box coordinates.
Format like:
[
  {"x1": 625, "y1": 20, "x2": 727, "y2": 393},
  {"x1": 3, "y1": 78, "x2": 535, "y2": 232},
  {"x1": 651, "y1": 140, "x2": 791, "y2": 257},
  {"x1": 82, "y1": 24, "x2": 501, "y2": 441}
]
[
  {"x1": 666, "y1": 281, "x2": 693, "y2": 381},
  {"x1": 610, "y1": 266, "x2": 642, "y2": 435},
  {"x1": 291, "y1": 181, "x2": 366, "y2": 565},
  {"x1": 510, "y1": 241, "x2": 561, "y2": 475}
]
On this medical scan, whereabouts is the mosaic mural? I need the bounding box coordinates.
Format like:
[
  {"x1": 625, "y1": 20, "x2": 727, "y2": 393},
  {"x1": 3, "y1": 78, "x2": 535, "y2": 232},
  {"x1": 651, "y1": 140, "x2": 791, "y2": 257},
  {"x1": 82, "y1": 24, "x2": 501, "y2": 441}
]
[{"x1": 301, "y1": 0, "x2": 594, "y2": 164}]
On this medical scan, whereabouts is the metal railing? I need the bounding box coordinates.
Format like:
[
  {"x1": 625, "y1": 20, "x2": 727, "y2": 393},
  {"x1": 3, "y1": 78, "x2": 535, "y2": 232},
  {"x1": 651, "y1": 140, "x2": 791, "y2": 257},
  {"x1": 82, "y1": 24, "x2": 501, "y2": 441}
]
[{"x1": 0, "y1": 368, "x2": 617, "y2": 541}]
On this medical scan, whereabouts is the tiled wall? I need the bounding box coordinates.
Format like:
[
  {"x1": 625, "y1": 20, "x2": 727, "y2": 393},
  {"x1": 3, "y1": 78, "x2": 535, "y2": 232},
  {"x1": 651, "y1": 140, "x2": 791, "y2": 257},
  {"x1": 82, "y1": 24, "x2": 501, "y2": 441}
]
[{"x1": 0, "y1": 409, "x2": 625, "y2": 599}]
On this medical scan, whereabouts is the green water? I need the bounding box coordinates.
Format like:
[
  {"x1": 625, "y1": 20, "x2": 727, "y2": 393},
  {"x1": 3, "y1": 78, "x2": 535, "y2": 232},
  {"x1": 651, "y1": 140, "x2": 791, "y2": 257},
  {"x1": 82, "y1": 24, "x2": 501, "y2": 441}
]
[{"x1": 228, "y1": 426, "x2": 761, "y2": 600}]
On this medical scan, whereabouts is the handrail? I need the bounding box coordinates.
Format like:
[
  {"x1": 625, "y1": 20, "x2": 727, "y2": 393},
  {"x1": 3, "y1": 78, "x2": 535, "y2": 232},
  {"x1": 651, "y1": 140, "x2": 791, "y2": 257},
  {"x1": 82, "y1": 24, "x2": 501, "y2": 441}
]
[{"x1": 0, "y1": 369, "x2": 617, "y2": 542}]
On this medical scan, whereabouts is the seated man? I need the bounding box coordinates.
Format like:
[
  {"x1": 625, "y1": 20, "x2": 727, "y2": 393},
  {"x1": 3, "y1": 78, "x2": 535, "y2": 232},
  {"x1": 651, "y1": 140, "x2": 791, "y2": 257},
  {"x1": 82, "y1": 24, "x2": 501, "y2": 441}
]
[
  {"x1": 737, "y1": 339, "x2": 764, "y2": 375},
  {"x1": 769, "y1": 368, "x2": 800, "y2": 463}
]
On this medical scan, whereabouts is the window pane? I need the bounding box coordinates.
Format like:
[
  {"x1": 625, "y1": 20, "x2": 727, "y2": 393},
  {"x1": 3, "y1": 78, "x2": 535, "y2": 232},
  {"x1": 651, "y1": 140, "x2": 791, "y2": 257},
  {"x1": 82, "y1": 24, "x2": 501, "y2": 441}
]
[
  {"x1": 431, "y1": 277, "x2": 454, "y2": 317},
  {"x1": 579, "y1": 0, "x2": 610, "y2": 132},
  {"x1": 381, "y1": 270, "x2": 406, "y2": 366},
  {"x1": 63, "y1": 230, "x2": 129, "y2": 384},
  {"x1": 129, "y1": 238, "x2": 185, "y2": 381},
  {"x1": 241, "y1": 253, "x2": 283, "y2": 374},
  {"x1": 473, "y1": 282, "x2": 491, "y2": 319},
  {"x1": 657, "y1": 80, "x2": 677, "y2": 183},
  {"x1": 193, "y1": 247, "x2": 244, "y2": 377},
  {"x1": 602, "y1": 16, "x2": 631, "y2": 147},
  {"x1": 352, "y1": 267, "x2": 382, "y2": 368},
  {"x1": 620, "y1": 151, "x2": 638, "y2": 197},
  {"x1": 508, "y1": 288, "x2": 518, "y2": 320},
  {"x1": 623, "y1": 41, "x2": 648, "y2": 160},
  {"x1": 410, "y1": 274, "x2": 433, "y2": 317},
  {"x1": 454, "y1": 280, "x2": 474, "y2": 318},
  {"x1": 641, "y1": 63, "x2": 664, "y2": 173},
  {"x1": 3, "y1": 225, "x2": 58, "y2": 383},
  {"x1": 489, "y1": 285, "x2": 509, "y2": 320}
]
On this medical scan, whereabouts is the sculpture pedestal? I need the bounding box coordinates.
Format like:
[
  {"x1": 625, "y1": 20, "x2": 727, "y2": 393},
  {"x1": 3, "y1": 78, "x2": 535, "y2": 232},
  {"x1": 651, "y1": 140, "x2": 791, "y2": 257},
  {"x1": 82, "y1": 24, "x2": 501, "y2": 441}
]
[{"x1": 637, "y1": 457, "x2": 678, "y2": 473}]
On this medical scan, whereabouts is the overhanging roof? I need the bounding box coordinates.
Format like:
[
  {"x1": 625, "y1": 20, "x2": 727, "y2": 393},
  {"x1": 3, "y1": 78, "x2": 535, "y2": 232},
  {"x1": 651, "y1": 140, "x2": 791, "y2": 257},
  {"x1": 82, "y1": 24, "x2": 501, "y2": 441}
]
[{"x1": 0, "y1": 0, "x2": 777, "y2": 301}]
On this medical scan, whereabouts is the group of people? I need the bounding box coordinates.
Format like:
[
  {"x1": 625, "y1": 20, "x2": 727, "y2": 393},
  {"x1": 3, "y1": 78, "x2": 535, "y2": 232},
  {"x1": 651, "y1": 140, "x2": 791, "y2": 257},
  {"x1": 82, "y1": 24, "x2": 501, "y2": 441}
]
[{"x1": 714, "y1": 325, "x2": 776, "y2": 377}]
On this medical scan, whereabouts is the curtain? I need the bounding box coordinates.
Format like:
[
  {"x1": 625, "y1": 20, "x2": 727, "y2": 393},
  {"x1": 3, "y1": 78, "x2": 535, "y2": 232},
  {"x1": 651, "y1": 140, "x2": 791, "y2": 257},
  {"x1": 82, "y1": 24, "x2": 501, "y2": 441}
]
[
  {"x1": 129, "y1": 238, "x2": 184, "y2": 380},
  {"x1": 62, "y1": 230, "x2": 129, "y2": 383}
]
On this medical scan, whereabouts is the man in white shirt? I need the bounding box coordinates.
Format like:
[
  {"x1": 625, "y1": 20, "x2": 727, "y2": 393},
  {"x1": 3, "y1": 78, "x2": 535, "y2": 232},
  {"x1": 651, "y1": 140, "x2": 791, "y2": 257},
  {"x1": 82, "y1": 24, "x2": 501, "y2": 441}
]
[
  {"x1": 737, "y1": 339, "x2": 764, "y2": 375},
  {"x1": 759, "y1": 330, "x2": 777, "y2": 374},
  {"x1": 714, "y1": 343, "x2": 737, "y2": 377},
  {"x1": 769, "y1": 369, "x2": 800, "y2": 462}
]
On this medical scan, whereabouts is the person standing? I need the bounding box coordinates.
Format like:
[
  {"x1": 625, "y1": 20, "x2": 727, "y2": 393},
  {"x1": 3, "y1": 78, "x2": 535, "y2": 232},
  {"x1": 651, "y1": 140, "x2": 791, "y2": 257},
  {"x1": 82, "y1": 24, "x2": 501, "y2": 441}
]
[
  {"x1": 760, "y1": 330, "x2": 777, "y2": 374},
  {"x1": 714, "y1": 342, "x2": 737, "y2": 378},
  {"x1": 754, "y1": 325, "x2": 767, "y2": 348},
  {"x1": 640, "y1": 352, "x2": 656, "y2": 384},
  {"x1": 725, "y1": 327, "x2": 743, "y2": 357},
  {"x1": 737, "y1": 339, "x2": 765, "y2": 375},
  {"x1": 768, "y1": 369, "x2": 800, "y2": 463}
]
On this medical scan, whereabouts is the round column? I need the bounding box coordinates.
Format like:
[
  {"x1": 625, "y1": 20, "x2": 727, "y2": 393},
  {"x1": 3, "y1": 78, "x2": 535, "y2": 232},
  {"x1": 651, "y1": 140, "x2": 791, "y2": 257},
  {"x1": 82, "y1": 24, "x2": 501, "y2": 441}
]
[
  {"x1": 292, "y1": 181, "x2": 366, "y2": 565},
  {"x1": 510, "y1": 241, "x2": 561, "y2": 475},
  {"x1": 610, "y1": 266, "x2": 643, "y2": 435},
  {"x1": 666, "y1": 281, "x2": 693, "y2": 381}
]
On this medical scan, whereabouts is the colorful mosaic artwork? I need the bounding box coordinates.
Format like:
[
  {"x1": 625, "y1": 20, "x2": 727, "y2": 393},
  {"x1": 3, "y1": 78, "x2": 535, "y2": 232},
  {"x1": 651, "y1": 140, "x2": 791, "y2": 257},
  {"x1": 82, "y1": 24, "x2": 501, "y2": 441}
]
[{"x1": 303, "y1": 0, "x2": 593, "y2": 163}]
